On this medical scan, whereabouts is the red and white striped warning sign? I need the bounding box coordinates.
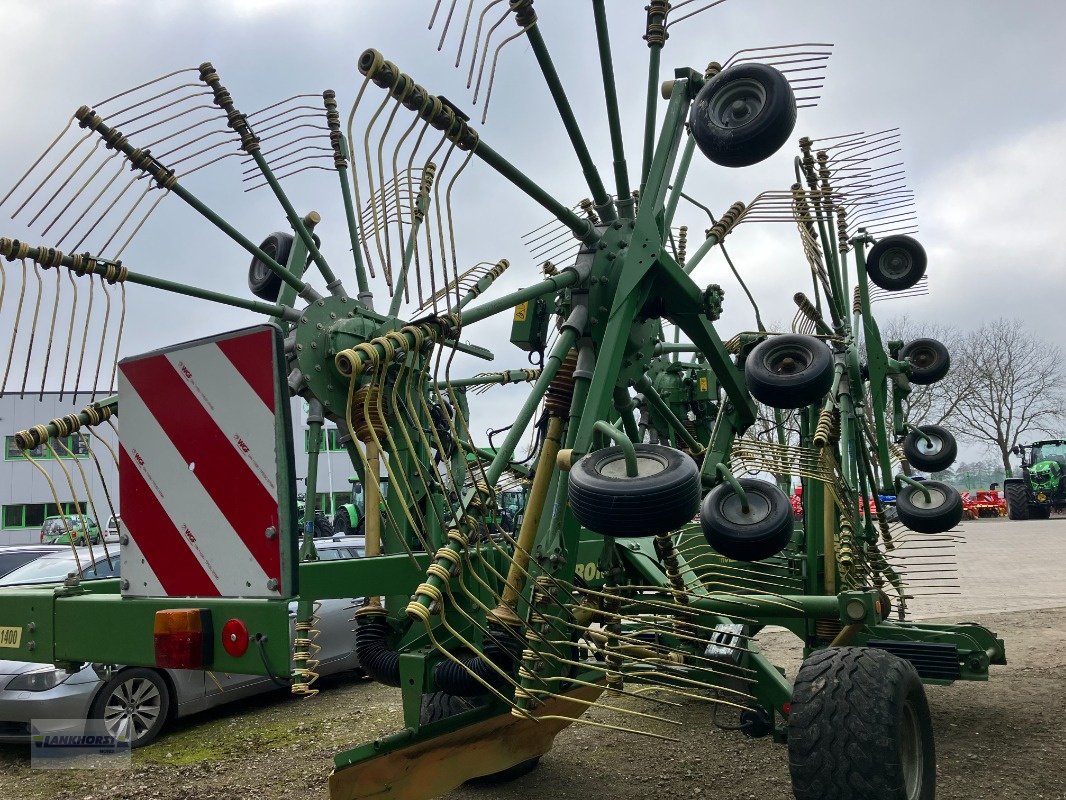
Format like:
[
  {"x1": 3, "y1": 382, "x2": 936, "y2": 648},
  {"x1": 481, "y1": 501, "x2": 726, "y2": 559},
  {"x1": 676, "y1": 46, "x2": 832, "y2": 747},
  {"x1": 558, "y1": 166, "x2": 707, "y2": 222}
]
[{"x1": 118, "y1": 326, "x2": 291, "y2": 599}]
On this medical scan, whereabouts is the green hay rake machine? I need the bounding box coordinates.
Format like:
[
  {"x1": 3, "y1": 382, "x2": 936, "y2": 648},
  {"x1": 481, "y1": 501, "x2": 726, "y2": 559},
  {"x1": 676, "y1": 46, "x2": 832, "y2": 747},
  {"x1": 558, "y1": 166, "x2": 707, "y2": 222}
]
[{"x1": 0, "y1": 2, "x2": 1004, "y2": 798}]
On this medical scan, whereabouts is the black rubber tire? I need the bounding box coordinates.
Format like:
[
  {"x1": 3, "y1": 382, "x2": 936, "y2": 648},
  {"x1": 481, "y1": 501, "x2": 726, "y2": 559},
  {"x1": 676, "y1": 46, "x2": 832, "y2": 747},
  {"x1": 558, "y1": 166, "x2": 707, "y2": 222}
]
[
  {"x1": 1004, "y1": 480, "x2": 1029, "y2": 520},
  {"x1": 788, "y1": 647, "x2": 935, "y2": 800},
  {"x1": 744, "y1": 334, "x2": 834, "y2": 410},
  {"x1": 895, "y1": 480, "x2": 963, "y2": 533},
  {"x1": 419, "y1": 692, "x2": 541, "y2": 783},
  {"x1": 902, "y1": 425, "x2": 957, "y2": 473},
  {"x1": 689, "y1": 63, "x2": 797, "y2": 168},
  {"x1": 700, "y1": 477, "x2": 794, "y2": 561},
  {"x1": 333, "y1": 510, "x2": 353, "y2": 535},
  {"x1": 313, "y1": 515, "x2": 334, "y2": 538},
  {"x1": 568, "y1": 444, "x2": 700, "y2": 537},
  {"x1": 1029, "y1": 504, "x2": 1051, "y2": 520},
  {"x1": 900, "y1": 338, "x2": 950, "y2": 386},
  {"x1": 865, "y1": 235, "x2": 927, "y2": 292},
  {"x1": 247, "y1": 231, "x2": 293, "y2": 302},
  {"x1": 88, "y1": 668, "x2": 171, "y2": 748}
]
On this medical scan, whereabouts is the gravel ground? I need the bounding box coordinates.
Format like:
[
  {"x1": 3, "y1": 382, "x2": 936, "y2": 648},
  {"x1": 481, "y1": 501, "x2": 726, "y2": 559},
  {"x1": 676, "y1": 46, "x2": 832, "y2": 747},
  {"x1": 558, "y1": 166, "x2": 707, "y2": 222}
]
[{"x1": 2, "y1": 521, "x2": 1065, "y2": 800}]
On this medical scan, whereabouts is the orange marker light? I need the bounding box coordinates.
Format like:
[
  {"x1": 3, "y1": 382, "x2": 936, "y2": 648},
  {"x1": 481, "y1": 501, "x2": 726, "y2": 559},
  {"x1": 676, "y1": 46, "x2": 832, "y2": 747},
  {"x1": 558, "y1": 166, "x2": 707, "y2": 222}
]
[{"x1": 154, "y1": 609, "x2": 212, "y2": 669}]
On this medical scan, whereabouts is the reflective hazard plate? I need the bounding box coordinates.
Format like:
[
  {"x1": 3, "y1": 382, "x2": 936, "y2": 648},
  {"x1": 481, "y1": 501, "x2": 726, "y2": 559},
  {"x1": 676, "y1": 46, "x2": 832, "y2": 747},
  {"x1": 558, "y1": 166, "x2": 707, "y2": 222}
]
[{"x1": 0, "y1": 626, "x2": 22, "y2": 648}]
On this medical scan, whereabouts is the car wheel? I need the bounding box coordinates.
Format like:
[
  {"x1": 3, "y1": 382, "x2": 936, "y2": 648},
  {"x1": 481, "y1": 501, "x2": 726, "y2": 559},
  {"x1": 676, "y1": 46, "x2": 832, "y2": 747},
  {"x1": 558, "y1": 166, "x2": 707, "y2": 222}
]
[{"x1": 89, "y1": 668, "x2": 171, "y2": 747}]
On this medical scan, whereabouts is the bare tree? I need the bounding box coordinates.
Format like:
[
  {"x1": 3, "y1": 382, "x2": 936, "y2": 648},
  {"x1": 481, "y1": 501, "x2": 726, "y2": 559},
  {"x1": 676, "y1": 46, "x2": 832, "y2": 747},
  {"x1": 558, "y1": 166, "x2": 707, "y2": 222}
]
[{"x1": 951, "y1": 319, "x2": 1066, "y2": 476}]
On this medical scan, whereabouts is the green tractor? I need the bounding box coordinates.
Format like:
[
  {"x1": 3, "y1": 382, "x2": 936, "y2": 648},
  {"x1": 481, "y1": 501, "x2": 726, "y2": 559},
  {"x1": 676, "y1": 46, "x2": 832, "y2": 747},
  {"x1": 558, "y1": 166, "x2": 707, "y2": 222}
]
[{"x1": 1004, "y1": 440, "x2": 1066, "y2": 519}]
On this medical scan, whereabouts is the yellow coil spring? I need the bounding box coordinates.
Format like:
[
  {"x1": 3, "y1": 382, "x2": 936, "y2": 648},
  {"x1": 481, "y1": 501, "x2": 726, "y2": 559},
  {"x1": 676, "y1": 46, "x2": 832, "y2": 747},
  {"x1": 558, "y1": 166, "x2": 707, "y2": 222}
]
[
  {"x1": 812, "y1": 407, "x2": 837, "y2": 448},
  {"x1": 291, "y1": 602, "x2": 322, "y2": 697}
]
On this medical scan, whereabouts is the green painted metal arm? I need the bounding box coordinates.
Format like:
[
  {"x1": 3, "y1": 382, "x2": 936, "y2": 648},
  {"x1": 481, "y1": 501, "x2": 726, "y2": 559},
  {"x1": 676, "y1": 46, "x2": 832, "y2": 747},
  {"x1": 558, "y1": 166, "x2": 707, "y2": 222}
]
[
  {"x1": 591, "y1": 0, "x2": 632, "y2": 217},
  {"x1": 0, "y1": 239, "x2": 302, "y2": 321},
  {"x1": 522, "y1": 19, "x2": 615, "y2": 221}
]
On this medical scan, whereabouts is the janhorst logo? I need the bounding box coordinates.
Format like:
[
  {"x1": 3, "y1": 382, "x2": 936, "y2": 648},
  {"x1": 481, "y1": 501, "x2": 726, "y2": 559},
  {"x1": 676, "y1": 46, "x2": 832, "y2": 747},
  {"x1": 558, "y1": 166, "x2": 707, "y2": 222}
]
[
  {"x1": 30, "y1": 719, "x2": 131, "y2": 769},
  {"x1": 35, "y1": 734, "x2": 120, "y2": 747}
]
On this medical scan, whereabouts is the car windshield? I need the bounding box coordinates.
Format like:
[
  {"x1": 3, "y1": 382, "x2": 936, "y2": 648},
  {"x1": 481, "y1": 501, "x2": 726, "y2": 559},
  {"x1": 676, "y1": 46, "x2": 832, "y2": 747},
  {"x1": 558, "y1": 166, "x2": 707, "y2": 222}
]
[
  {"x1": 0, "y1": 550, "x2": 47, "y2": 578},
  {"x1": 0, "y1": 552, "x2": 118, "y2": 586},
  {"x1": 1031, "y1": 443, "x2": 1066, "y2": 464}
]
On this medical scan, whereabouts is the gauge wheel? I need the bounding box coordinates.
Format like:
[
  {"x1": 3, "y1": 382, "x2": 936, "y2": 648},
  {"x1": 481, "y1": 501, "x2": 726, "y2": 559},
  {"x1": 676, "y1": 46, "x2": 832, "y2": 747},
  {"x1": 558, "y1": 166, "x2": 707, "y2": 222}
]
[
  {"x1": 901, "y1": 425, "x2": 957, "y2": 473},
  {"x1": 568, "y1": 443, "x2": 700, "y2": 537},
  {"x1": 789, "y1": 647, "x2": 935, "y2": 800},
  {"x1": 895, "y1": 480, "x2": 963, "y2": 534},
  {"x1": 744, "y1": 334, "x2": 835, "y2": 409},
  {"x1": 247, "y1": 231, "x2": 294, "y2": 302},
  {"x1": 689, "y1": 62, "x2": 797, "y2": 168},
  {"x1": 865, "y1": 235, "x2": 927, "y2": 292},
  {"x1": 700, "y1": 477, "x2": 794, "y2": 561},
  {"x1": 900, "y1": 338, "x2": 950, "y2": 386},
  {"x1": 89, "y1": 667, "x2": 171, "y2": 748}
]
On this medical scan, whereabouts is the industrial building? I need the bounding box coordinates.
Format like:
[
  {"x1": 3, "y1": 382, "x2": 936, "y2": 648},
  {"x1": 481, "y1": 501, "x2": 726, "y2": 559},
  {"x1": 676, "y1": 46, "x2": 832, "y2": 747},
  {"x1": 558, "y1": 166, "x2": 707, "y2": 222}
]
[{"x1": 0, "y1": 393, "x2": 355, "y2": 546}]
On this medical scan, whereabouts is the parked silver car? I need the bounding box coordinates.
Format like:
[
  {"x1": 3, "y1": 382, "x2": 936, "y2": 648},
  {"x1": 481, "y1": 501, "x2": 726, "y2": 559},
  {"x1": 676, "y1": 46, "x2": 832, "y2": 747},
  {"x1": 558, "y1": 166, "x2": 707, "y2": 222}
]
[
  {"x1": 0, "y1": 545, "x2": 66, "y2": 580},
  {"x1": 0, "y1": 547, "x2": 120, "y2": 586},
  {"x1": 0, "y1": 541, "x2": 363, "y2": 746}
]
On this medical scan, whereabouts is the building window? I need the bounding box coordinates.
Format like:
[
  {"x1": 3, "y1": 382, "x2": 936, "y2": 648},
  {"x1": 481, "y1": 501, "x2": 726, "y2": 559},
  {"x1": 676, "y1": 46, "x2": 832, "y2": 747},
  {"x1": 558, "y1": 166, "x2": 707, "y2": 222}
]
[
  {"x1": 4, "y1": 435, "x2": 90, "y2": 460},
  {"x1": 1, "y1": 501, "x2": 89, "y2": 529},
  {"x1": 303, "y1": 428, "x2": 345, "y2": 453}
]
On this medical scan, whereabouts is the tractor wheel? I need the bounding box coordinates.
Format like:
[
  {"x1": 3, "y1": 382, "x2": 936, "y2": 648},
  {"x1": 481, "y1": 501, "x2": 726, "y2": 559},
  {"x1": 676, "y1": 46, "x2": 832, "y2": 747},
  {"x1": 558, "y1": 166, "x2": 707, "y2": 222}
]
[
  {"x1": 247, "y1": 231, "x2": 293, "y2": 302},
  {"x1": 865, "y1": 235, "x2": 927, "y2": 292},
  {"x1": 900, "y1": 338, "x2": 950, "y2": 386},
  {"x1": 788, "y1": 647, "x2": 935, "y2": 800},
  {"x1": 895, "y1": 480, "x2": 963, "y2": 533},
  {"x1": 902, "y1": 424, "x2": 957, "y2": 473},
  {"x1": 744, "y1": 334, "x2": 834, "y2": 410},
  {"x1": 568, "y1": 444, "x2": 700, "y2": 537},
  {"x1": 333, "y1": 510, "x2": 353, "y2": 535},
  {"x1": 1029, "y1": 504, "x2": 1051, "y2": 520},
  {"x1": 1004, "y1": 481, "x2": 1029, "y2": 520},
  {"x1": 689, "y1": 63, "x2": 797, "y2": 168},
  {"x1": 700, "y1": 477, "x2": 794, "y2": 561},
  {"x1": 313, "y1": 514, "x2": 334, "y2": 538},
  {"x1": 419, "y1": 692, "x2": 541, "y2": 783}
]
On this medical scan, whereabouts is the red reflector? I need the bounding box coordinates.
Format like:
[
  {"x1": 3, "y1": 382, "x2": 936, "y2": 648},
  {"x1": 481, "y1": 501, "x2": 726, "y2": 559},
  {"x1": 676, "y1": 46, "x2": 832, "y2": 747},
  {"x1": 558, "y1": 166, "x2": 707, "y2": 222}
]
[
  {"x1": 221, "y1": 618, "x2": 250, "y2": 657},
  {"x1": 782, "y1": 702, "x2": 792, "y2": 715},
  {"x1": 153, "y1": 609, "x2": 212, "y2": 669}
]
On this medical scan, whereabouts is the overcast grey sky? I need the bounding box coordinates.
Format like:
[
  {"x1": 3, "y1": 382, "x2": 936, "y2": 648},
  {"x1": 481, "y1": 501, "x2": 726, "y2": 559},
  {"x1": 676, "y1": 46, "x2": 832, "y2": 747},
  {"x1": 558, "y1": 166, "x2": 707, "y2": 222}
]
[{"x1": 1, "y1": 0, "x2": 1064, "y2": 457}]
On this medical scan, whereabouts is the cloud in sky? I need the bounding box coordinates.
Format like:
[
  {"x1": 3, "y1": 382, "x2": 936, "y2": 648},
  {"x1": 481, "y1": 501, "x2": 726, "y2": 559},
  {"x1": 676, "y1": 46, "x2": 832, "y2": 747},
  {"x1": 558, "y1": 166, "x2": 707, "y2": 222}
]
[{"x1": 0, "y1": 0, "x2": 1062, "y2": 445}]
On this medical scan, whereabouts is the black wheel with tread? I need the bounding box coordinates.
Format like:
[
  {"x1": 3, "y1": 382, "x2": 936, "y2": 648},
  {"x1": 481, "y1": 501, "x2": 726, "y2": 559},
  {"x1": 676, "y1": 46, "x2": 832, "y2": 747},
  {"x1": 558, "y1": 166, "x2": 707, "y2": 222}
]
[
  {"x1": 895, "y1": 480, "x2": 963, "y2": 533},
  {"x1": 419, "y1": 692, "x2": 541, "y2": 783},
  {"x1": 902, "y1": 424, "x2": 957, "y2": 472},
  {"x1": 1029, "y1": 504, "x2": 1051, "y2": 520},
  {"x1": 865, "y1": 235, "x2": 927, "y2": 292},
  {"x1": 788, "y1": 646, "x2": 935, "y2": 800},
  {"x1": 744, "y1": 334, "x2": 834, "y2": 410},
  {"x1": 700, "y1": 477, "x2": 794, "y2": 561},
  {"x1": 248, "y1": 231, "x2": 294, "y2": 302},
  {"x1": 333, "y1": 510, "x2": 353, "y2": 535},
  {"x1": 1004, "y1": 480, "x2": 1029, "y2": 520},
  {"x1": 900, "y1": 338, "x2": 950, "y2": 386},
  {"x1": 689, "y1": 63, "x2": 797, "y2": 168},
  {"x1": 313, "y1": 514, "x2": 334, "y2": 538},
  {"x1": 89, "y1": 667, "x2": 170, "y2": 748},
  {"x1": 568, "y1": 444, "x2": 700, "y2": 537}
]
